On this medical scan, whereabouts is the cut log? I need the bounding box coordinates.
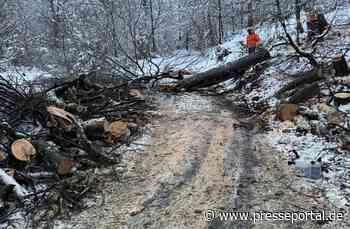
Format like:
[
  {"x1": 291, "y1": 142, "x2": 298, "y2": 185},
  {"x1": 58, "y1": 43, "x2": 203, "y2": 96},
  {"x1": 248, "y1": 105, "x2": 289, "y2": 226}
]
[
  {"x1": 333, "y1": 54, "x2": 349, "y2": 76},
  {"x1": 74, "y1": 120, "x2": 116, "y2": 164},
  {"x1": 47, "y1": 106, "x2": 75, "y2": 131},
  {"x1": 334, "y1": 92, "x2": 350, "y2": 105},
  {"x1": 47, "y1": 109, "x2": 115, "y2": 164},
  {"x1": 275, "y1": 68, "x2": 323, "y2": 98},
  {"x1": 277, "y1": 104, "x2": 298, "y2": 121},
  {"x1": 175, "y1": 48, "x2": 271, "y2": 91},
  {"x1": 11, "y1": 139, "x2": 36, "y2": 162},
  {"x1": 104, "y1": 121, "x2": 130, "y2": 144},
  {"x1": 0, "y1": 168, "x2": 29, "y2": 199},
  {"x1": 288, "y1": 82, "x2": 320, "y2": 104}
]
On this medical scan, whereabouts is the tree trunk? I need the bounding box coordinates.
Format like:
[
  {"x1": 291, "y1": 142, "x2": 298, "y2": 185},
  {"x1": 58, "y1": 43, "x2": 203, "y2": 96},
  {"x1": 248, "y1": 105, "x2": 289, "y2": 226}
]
[
  {"x1": 333, "y1": 54, "x2": 349, "y2": 76},
  {"x1": 149, "y1": 0, "x2": 156, "y2": 52},
  {"x1": 110, "y1": 1, "x2": 118, "y2": 57},
  {"x1": 247, "y1": 0, "x2": 256, "y2": 27},
  {"x1": 208, "y1": 10, "x2": 216, "y2": 47},
  {"x1": 185, "y1": 30, "x2": 190, "y2": 51},
  {"x1": 288, "y1": 82, "x2": 320, "y2": 104},
  {"x1": 218, "y1": 0, "x2": 224, "y2": 44},
  {"x1": 176, "y1": 48, "x2": 271, "y2": 91},
  {"x1": 231, "y1": 1, "x2": 235, "y2": 33},
  {"x1": 240, "y1": 2, "x2": 244, "y2": 28},
  {"x1": 275, "y1": 68, "x2": 323, "y2": 98},
  {"x1": 295, "y1": 0, "x2": 304, "y2": 45}
]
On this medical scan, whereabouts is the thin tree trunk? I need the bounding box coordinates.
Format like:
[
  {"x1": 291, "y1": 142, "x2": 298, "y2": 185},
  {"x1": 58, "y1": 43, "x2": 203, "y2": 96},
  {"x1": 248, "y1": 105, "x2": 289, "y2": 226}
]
[
  {"x1": 295, "y1": 0, "x2": 304, "y2": 45},
  {"x1": 218, "y1": 0, "x2": 224, "y2": 44},
  {"x1": 149, "y1": 0, "x2": 156, "y2": 52},
  {"x1": 110, "y1": 1, "x2": 118, "y2": 57},
  {"x1": 185, "y1": 30, "x2": 190, "y2": 51},
  {"x1": 247, "y1": 0, "x2": 255, "y2": 27},
  {"x1": 240, "y1": 2, "x2": 244, "y2": 28},
  {"x1": 231, "y1": 1, "x2": 235, "y2": 33},
  {"x1": 208, "y1": 10, "x2": 216, "y2": 46}
]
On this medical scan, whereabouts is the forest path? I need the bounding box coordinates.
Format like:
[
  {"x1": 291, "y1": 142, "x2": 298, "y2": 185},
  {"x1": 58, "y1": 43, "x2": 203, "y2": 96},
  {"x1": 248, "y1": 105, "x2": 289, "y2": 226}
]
[{"x1": 66, "y1": 93, "x2": 336, "y2": 229}]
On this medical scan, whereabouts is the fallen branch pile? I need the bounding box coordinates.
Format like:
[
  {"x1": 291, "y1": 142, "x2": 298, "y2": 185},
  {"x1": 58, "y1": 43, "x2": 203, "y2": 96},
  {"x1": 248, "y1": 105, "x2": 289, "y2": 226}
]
[{"x1": 0, "y1": 73, "x2": 150, "y2": 227}]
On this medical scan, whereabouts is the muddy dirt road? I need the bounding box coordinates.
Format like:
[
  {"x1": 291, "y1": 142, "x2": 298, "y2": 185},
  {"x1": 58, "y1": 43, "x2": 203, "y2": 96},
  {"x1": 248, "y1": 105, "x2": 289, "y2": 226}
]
[{"x1": 63, "y1": 93, "x2": 345, "y2": 229}]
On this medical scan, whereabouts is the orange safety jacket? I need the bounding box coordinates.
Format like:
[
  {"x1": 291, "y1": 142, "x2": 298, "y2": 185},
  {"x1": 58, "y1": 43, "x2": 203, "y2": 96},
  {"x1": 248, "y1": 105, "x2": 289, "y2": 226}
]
[{"x1": 246, "y1": 32, "x2": 261, "y2": 48}]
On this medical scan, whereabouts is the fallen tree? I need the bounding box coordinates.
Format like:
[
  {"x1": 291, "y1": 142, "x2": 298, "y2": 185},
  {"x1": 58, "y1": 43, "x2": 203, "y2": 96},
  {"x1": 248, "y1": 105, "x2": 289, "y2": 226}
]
[
  {"x1": 288, "y1": 82, "x2": 321, "y2": 104},
  {"x1": 175, "y1": 48, "x2": 271, "y2": 91},
  {"x1": 275, "y1": 68, "x2": 324, "y2": 98}
]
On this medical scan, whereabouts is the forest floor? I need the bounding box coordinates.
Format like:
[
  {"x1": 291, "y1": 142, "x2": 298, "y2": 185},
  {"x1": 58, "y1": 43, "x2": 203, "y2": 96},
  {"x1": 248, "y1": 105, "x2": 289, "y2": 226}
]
[{"x1": 54, "y1": 93, "x2": 349, "y2": 229}]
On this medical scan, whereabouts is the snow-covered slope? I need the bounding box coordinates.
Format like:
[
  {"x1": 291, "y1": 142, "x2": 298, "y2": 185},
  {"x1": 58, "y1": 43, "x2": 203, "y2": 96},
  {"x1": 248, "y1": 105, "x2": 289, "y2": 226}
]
[{"x1": 146, "y1": 6, "x2": 350, "y2": 76}]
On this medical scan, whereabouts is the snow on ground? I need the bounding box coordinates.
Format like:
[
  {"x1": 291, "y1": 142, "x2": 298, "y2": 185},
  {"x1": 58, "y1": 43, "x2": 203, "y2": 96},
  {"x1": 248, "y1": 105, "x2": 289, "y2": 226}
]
[
  {"x1": 0, "y1": 65, "x2": 53, "y2": 84},
  {"x1": 257, "y1": 6, "x2": 350, "y2": 208},
  {"x1": 265, "y1": 116, "x2": 350, "y2": 208},
  {"x1": 146, "y1": 5, "x2": 350, "y2": 103},
  {"x1": 148, "y1": 5, "x2": 348, "y2": 209},
  {"x1": 144, "y1": 6, "x2": 350, "y2": 74},
  {"x1": 231, "y1": 6, "x2": 350, "y2": 109},
  {"x1": 1, "y1": 3, "x2": 349, "y2": 214}
]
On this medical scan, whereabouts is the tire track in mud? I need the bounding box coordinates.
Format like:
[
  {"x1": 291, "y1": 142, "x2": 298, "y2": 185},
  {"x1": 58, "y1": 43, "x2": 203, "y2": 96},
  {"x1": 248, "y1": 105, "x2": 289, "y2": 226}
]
[
  {"x1": 208, "y1": 128, "x2": 257, "y2": 229},
  {"x1": 206, "y1": 97, "x2": 338, "y2": 229},
  {"x1": 118, "y1": 93, "x2": 238, "y2": 229}
]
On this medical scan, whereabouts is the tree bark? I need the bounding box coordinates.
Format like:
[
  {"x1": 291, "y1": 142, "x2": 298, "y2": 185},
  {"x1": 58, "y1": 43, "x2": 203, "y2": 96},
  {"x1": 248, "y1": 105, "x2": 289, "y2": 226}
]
[
  {"x1": 149, "y1": 0, "x2": 156, "y2": 52},
  {"x1": 334, "y1": 93, "x2": 350, "y2": 106},
  {"x1": 175, "y1": 48, "x2": 271, "y2": 91},
  {"x1": 333, "y1": 54, "x2": 349, "y2": 76},
  {"x1": 295, "y1": 0, "x2": 304, "y2": 44},
  {"x1": 275, "y1": 68, "x2": 323, "y2": 98},
  {"x1": 218, "y1": 0, "x2": 224, "y2": 44},
  {"x1": 288, "y1": 82, "x2": 320, "y2": 104}
]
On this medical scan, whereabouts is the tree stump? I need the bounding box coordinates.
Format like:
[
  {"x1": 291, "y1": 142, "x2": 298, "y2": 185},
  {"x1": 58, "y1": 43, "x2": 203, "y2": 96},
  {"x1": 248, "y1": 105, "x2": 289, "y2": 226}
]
[
  {"x1": 306, "y1": 11, "x2": 328, "y2": 40},
  {"x1": 11, "y1": 139, "x2": 36, "y2": 162},
  {"x1": 334, "y1": 92, "x2": 350, "y2": 106},
  {"x1": 277, "y1": 104, "x2": 298, "y2": 121},
  {"x1": 333, "y1": 54, "x2": 349, "y2": 76}
]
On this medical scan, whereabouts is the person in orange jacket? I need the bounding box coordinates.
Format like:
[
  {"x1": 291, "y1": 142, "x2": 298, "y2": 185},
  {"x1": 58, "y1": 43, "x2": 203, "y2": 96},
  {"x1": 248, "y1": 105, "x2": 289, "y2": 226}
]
[{"x1": 245, "y1": 27, "x2": 261, "y2": 55}]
